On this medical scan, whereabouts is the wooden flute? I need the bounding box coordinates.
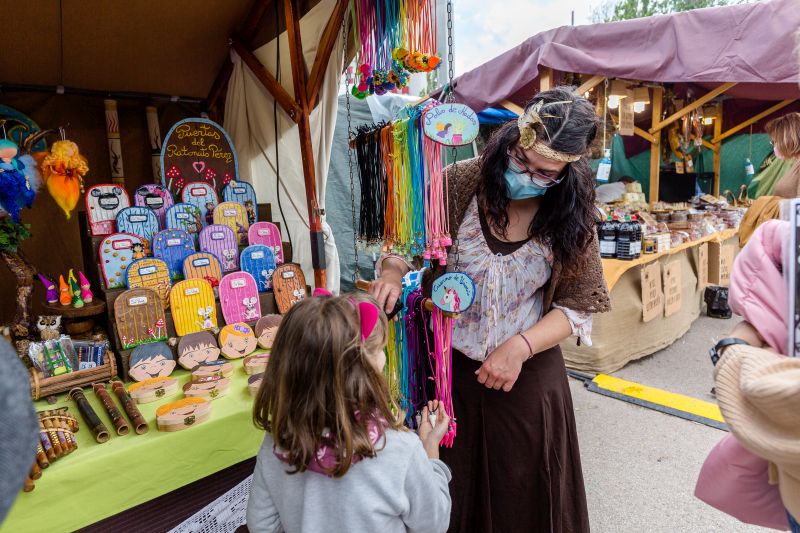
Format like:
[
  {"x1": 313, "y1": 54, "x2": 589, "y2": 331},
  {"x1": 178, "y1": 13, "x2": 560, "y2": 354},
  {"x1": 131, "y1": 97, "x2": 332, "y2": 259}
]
[
  {"x1": 111, "y1": 381, "x2": 149, "y2": 435},
  {"x1": 93, "y1": 383, "x2": 129, "y2": 436},
  {"x1": 69, "y1": 388, "x2": 110, "y2": 443}
]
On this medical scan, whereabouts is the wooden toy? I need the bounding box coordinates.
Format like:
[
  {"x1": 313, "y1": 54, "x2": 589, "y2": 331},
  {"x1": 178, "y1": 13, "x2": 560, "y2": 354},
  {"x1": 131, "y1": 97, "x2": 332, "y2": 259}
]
[
  {"x1": 128, "y1": 341, "x2": 176, "y2": 381},
  {"x1": 222, "y1": 180, "x2": 258, "y2": 225},
  {"x1": 37, "y1": 273, "x2": 58, "y2": 304},
  {"x1": 128, "y1": 376, "x2": 180, "y2": 404},
  {"x1": 182, "y1": 252, "x2": 223, "y2": 289},
  {"x1": 272, "y1": 263, "x2": 307, "y2": 314},
  {"x1": 99, "y1": 233, "x2": 144, "y2": 289},
  {"x1": 177, "y1": 331, "x2": 221, "y2": 369},
  {"x1": 191, "y1": 360, "x2": 234, "y2": 379},
  {"x1": 219, "y1": 272, "x2": 260, "y2": 324},
  {"x1": 165, "y1": 202, "x2": 203, "y2": 244},
  {"x1": 78, "y1": 271, "x2": 93, "y2": 303},
  {"x1": 155, "y1": 397, "x2": 211, "y2": 431},
  {"x1": 111, "y1": 381, "x2": 149, "y2": 434},
  {"x1": 170, "y1": 279, "x2": 217, "y2": 336},
  {"x1": 243, "y1": 353, "x2": 270, "y2": 375},
  {"x1": 218, "y1": 323, "x2": 258, "y2": 359},
  {"x1": 152, "y1": 229, "x2": 195, "y2": 281},
  {"x1": 183, "y1": 376, "x2": 230, "y2": 400},
  {"x1": 248, "y1": 222, "x2": 284, "y2": 264},
  {"x1": 115, "y1": 206, "x2": 159, "y2": 252},
  {"x1": 67, "y1": 270, "x2": 84, "y2": 308},
  {"x1": 254, "y1": 314, "x2": 282, "y2": 350},
  {"x1": 199, "y1": 224, "x2": 238, "y2": 272},
  {"x1": 114, "y1": 288, "x2": 168, "y2": 350},
  {"x1": 240, "y1": 244, "x2": 276, "y2": 292},
  {"x1": 213, "y1": 201, "x2": 249, "y2": 245},
  {"x1": 36, "y1": 315, "x2": 62, "y2": 341},
  {"x1": 180, "y1": 182, "x2": 218, "y2": 224},
  {"x1": 126, "y1": 258, "x2": 171, "y2": 309},
  {"x1": 92, "y1": 383, "x2": 129, "y2": 436},
  {"x1": 86, "y1": 184, "x2": 130, "y2": 236},
  {"x1": 69, "y1": 388, "x2": 110, "y2": 443},
  {"x1": 134, "y1": 184, "x2": 174, "y2": 226},
  {"x1": 248, "y1": 373, "x2": 263, "y2": 396}
]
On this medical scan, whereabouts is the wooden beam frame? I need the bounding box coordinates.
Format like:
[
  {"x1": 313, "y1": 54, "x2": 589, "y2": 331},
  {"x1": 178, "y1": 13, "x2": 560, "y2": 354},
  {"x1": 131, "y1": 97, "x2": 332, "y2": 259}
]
[
  {"x1": 649, "y1": 82, "x2": 736, "y2": 134},
  {"x1": 712, "y1": 99, "x2": 796, "y2": 144},
  {"x1": 575, "y1": 75, "x2": 605, "y2": 96},
  {"x1": 500, "y1": 99, "x2": 524, "y2": 115},
  {"x1": 231, "y1": 39, "x2": 302, "y2": 122},
  {"x1": 633, "y1": 126, "x2": 656, "y2": 144},
  {"x1": 539, "y1": 67, "x2": 554, "y2": 92},
  {"x1": 712, "y1": 106, "x2": 723, "y2": 197},
  {"x1": 649, "y1": 87, "x2": 663, "y2": 204},
  {"x1": 306, "y1": 0, "x2": 348, "y2": 109}
]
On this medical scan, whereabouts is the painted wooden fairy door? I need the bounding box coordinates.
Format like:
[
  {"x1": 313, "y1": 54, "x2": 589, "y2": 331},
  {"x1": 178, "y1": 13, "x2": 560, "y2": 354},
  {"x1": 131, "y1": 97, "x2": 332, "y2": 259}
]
[
  {"x1": 213, "y1": 202, "x2": 249, "y2": 245},
  {"x1": 219, "y1": 272, "x2": 261, "y2": 324},
  {"x1": 134, "y1": 184, "x2": 174, "y2": 226},
  {"x1": 126, "y1": 258, "x2": 172, "y2": 309},
  {"x1": 181, "y1": 182, "x2": 218, "y2": 227},
  {"x1": 182, "y1": 252, "x2": 223, "y2": 290},
  {"x1": 86, "y1": 184, "x2": 130, "y2": 236},
  {"x1": 248, "y1": 222, "x2": 284, "y2": 264},
  {"x1": 114, "y1": 287, "x2": 168, "y2": 350},
  {"x1": 272, "y1": 263, "x2": 306, "y2": 314},
  {"x1": 222, "y1": 180, "x2": 258, "y2": 225},
  {"x1": 99, "y1": 233, "x2": 144, "y2": 289},
  {"x1": 152, "y1": 229, "x2": 195, "y2": 281},
  {"x1": 116, "y1": 206, "x2": 160, "y2": 253},
  {"x1": 199, "y1": 224, "x2": 239, "y2": 272},
  {"x1": 170, "y1": 279, "x2": 217, "y2": 336},
  {"x1": 165, "y1": 203, "x2": 203, "y2": 245},
  {"x1": 240, "y1": 245, "x2": 276, "y2": 292}
]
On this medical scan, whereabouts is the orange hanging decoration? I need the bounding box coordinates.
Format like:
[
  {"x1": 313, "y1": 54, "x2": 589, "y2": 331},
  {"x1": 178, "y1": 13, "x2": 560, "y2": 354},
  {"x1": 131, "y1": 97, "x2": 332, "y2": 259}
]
[{"x1": 36, "y1": 140, "x2": 89, "y2": 219}]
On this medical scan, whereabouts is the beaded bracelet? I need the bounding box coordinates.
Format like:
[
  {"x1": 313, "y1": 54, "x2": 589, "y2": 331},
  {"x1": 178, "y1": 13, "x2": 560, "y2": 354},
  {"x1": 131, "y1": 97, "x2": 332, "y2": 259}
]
[{"x1": 518, "y1": 332, "x2": 534, "y2": 360}]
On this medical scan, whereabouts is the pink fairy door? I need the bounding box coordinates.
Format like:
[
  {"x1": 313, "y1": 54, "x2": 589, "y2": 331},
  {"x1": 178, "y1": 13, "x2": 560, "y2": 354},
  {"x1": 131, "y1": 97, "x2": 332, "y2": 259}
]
[
  {"x1": 219, "y1": 272, "x2": 261, "y2": 325},
  {"x1": 248, "y1": 222, "x2": 284, "y2": 264},
  {"x1": 86, "y1": 184, "x2": 131, "y2": 236},
  {"x1": 199, "y1": 224, "x2": 239, "y2": 272}
]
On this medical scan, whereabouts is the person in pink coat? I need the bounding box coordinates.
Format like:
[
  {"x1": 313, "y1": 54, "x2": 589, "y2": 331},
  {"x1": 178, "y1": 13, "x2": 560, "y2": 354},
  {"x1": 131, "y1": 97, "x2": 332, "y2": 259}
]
[{"x1": 696, "y1": 219, "x2": 792, "y2": 530}]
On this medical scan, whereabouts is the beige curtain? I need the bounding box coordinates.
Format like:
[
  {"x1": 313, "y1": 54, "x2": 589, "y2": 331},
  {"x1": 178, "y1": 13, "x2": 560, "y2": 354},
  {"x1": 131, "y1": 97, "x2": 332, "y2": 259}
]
[{"x1": 225, "y1": 0, "x2": 342, "y2": 292}]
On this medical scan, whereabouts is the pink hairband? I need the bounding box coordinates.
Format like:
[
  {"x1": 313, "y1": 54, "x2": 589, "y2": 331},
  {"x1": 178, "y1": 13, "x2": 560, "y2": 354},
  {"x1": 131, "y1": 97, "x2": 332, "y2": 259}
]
[{"x1": 313, "y1": 288, "x2": 379, "y2": 343}]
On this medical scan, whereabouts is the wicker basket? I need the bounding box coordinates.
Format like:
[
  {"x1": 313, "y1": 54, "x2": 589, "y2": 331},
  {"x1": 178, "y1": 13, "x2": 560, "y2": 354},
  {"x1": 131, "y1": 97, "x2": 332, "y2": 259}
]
[{"x1": 29, "y1": 355, "x2": 117, "y2": 400}]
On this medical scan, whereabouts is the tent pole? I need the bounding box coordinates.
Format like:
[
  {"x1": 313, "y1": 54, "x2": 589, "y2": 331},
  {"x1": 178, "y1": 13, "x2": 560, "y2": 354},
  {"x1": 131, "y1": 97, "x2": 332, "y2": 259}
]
[
  {"x1": 649, "y1": 86, "x2": 663, "y2": 204},
  {"x1": 713, "y1": 104, "x2": 723, "y2": 197},
  {"x1": 284, "y1": 0, "x2": 327, "y2": 290},
  {"x1": 539, "y1": 67, "x2": 554, "y2": 92},
  {"x1": 500, "y1": 99, "x2": 524, "y2": 115},
  {"x1": 712, "y1": 99, "x2": 796, "y2": 144}
]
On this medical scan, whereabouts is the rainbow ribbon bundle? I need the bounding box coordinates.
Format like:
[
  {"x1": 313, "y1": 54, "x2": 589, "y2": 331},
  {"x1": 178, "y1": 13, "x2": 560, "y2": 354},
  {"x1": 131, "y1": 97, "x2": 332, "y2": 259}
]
[{"x1": 350, "y1": 0, "x2": 441, "y2": 98}]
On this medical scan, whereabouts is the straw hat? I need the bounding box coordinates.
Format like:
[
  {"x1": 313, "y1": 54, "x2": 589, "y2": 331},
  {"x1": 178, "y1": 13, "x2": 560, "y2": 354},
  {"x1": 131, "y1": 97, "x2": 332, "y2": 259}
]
[{"x1": 715, "y1": 344, "x2": 800, "y2": 519}]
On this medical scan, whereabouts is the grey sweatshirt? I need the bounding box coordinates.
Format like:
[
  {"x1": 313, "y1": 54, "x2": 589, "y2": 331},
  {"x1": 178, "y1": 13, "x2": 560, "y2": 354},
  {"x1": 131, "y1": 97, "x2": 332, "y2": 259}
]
[{"x1": 246, "y1": 429, "x2": 452, "y2": 533}]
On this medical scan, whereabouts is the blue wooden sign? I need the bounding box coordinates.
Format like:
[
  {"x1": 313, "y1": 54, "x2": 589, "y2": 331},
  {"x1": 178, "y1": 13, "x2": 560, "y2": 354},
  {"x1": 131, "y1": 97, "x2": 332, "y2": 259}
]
[
  {"x1": 431, "y1": 272, "x2": 476, "y2": 313},
  {"x1": 422, "y1": 103, "x2": 479, "y2": 146}
]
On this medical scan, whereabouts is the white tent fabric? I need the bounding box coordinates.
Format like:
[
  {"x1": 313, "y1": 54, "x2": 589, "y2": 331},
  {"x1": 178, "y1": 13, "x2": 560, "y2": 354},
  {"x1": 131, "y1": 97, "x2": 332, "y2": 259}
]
[{"x1": 225, "y1": 0, "x2": 342, "y2": 293}]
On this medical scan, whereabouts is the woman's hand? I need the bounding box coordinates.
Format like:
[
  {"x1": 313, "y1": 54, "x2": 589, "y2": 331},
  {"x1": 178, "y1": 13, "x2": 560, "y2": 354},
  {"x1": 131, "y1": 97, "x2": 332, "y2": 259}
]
[
  {"x1": 369, "y1": 258, "x2": 407, "y2": 314},
  {"x1": 476, "y1": 335, "x2": 528, "y2": 392},
  {"x1": 418, "y1": 400, "x2": 450, "y2": 459}
]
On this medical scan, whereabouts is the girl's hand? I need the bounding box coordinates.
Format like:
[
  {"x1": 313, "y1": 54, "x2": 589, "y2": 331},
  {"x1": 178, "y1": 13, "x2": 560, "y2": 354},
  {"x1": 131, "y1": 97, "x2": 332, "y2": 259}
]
[
  {"x1": 418, "y1": 400, "x2": 450, "y2": 459},
  {"x1": 476, "y1": 335, "x2": 528, "y2": 392}
]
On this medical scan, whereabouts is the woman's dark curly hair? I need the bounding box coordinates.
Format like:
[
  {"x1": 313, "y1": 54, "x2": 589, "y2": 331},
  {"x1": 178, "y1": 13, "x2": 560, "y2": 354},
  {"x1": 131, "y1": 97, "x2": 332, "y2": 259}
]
[{"x1": 479, "y1": 86, "x2": 599, "y2": 275}]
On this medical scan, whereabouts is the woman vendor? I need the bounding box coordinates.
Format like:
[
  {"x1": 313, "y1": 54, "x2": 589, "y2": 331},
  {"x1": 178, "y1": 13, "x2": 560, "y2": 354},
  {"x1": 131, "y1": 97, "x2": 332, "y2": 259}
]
[
  {"x1": 370, "y1": 87, "x2": 610, "y2": 532},
  {"x1": 767, "y1": 112, "x2": 800, "y2": 198}
]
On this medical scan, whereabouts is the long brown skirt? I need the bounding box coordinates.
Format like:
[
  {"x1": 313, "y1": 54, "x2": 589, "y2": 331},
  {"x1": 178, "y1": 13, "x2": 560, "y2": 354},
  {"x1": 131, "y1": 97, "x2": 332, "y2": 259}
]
[{"x1": 439, "y1": 346, "x2": 590, "y2": 533}]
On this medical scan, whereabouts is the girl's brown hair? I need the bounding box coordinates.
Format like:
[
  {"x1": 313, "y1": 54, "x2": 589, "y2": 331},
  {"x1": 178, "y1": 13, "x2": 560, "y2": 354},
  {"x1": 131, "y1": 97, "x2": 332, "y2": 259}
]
[
  {"x1": 765, "y1": 112, "x2": 800, "y2": 159},
  {"x1": 253, "y1": 294, "x2": 401, "y2": 478}
]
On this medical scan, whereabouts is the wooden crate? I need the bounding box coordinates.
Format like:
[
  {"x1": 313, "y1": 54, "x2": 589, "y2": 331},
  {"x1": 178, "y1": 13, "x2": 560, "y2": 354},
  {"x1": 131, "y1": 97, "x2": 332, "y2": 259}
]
[{"x1": 29, "y1": 354, "x2": 117, "y2": 400}]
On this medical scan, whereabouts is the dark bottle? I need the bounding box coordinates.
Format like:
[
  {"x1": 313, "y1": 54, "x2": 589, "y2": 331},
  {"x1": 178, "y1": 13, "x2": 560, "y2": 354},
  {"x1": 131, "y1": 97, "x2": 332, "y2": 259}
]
[
  {"x1": 599, "y1": 216, "x2": 617, "y2": 258},
  {"x1": 616, "y1": 216, "x2": 634, "y2": 260},
  {"x1": 630, "y1": 214, "x2": 643, "y2": 259}
]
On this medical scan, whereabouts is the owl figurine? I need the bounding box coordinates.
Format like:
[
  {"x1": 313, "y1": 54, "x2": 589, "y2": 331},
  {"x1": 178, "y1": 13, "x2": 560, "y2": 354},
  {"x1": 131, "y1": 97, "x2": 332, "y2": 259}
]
[{"x1": 36, "y1": 315, "x2": 62, "y2": 341}]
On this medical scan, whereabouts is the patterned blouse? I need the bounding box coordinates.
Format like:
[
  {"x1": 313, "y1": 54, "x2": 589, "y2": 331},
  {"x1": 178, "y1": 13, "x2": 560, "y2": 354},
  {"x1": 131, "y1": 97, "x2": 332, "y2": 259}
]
[{"x1": 449, "y1": 198, "x2": 592, "y2": 362}]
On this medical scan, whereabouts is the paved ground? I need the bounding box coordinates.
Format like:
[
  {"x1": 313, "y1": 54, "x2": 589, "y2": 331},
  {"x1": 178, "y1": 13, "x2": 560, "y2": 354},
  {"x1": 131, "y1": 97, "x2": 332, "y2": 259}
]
[{"x1": 571, "y1": 315, "x2": 771, "y2": 532}]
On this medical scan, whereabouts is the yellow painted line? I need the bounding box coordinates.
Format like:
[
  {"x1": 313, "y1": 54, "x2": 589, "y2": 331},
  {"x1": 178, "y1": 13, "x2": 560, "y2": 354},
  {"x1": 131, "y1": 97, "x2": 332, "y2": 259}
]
[{"x1": 592, "y1": 374, "x2": 724, "y2": 423}]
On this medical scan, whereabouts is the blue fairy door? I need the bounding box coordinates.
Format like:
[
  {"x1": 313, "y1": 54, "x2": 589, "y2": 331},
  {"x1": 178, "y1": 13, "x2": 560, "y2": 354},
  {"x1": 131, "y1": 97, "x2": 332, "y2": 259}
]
[
  {"x1": 152, "y1": 229, "x2": 196, "y2": 281},
  {"x1": 222, "y1": 180, "x2": 258, "y2": 225},
  {"x1": 115, "y1": 206, "x2": 160, "y2": 254},
  {"x1": 240, "y1": 245, "x2": 276, "y2": 292}
]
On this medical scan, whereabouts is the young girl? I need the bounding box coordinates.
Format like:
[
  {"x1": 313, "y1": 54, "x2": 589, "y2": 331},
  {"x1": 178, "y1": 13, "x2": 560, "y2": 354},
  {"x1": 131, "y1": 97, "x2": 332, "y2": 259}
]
[{"x1": 246, "y1": 294, "x2": 452, "y2": 533}]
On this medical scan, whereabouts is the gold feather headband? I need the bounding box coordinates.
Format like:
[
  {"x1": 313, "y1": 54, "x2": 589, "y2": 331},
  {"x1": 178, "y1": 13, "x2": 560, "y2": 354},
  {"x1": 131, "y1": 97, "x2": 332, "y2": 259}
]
[{"x1": 517, "y1": 100, "x2": 582, "y2": 163}]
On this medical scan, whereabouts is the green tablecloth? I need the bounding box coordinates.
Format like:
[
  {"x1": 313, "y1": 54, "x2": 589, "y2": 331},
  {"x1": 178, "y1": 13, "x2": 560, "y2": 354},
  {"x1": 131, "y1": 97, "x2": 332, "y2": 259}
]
[{"x1": 2, "y1": 367, "x2": 264, "y2": 533}]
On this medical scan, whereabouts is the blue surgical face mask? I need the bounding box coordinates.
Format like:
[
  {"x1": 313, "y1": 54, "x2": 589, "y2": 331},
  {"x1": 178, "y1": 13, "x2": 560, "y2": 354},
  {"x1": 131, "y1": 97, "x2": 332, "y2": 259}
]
[{"x1": 503, "y1": 164, "x2": 547, "y2": 199}]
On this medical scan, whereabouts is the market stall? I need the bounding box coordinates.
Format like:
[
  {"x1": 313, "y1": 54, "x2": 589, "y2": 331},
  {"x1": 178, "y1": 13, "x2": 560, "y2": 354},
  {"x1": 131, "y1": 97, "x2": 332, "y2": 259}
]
[{"x1": 436, "y1": 0, "x2": 800, "y2": 371}]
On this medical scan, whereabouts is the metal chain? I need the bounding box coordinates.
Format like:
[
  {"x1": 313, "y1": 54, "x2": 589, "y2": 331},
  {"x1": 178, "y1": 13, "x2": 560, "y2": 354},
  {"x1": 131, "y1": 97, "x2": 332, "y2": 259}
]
[
  {"x1": 445, "y1": 0, "x2": 460, "y2": 269},
  {"x1": 342, "y1": 17, "x2": 360, "y2": 283}
]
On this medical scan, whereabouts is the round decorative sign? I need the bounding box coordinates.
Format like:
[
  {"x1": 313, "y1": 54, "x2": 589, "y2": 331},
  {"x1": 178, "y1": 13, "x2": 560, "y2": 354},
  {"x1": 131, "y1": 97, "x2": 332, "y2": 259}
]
[
  {"x1": 422, "y1": 103, "x2": 479, "y2": 146},
  {"x1": 431, "y1": 272, "x2": 476, "y2": 313}
]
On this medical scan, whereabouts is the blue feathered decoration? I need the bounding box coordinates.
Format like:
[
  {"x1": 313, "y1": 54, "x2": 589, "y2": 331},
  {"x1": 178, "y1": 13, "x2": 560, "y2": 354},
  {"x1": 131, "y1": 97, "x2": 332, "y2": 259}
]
[{"x1": 0, "y1": 139, "x2": 41, "y2": 223}]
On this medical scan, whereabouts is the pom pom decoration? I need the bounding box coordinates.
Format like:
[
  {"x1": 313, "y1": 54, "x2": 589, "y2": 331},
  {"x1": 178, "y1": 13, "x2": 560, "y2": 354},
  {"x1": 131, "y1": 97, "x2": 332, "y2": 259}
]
[
  {"x1": 0, "y1": 139, "x2": 42, "y2": 223},
  {"x1": 36, "y1": 140, "x2": 89, "y2": 219}
]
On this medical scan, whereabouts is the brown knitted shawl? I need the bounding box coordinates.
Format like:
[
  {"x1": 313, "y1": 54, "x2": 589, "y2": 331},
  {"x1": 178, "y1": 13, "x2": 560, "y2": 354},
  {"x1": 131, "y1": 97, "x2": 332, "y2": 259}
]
[{"x1": 422, "y1": 157, "x2": 611, "y2": 315}]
